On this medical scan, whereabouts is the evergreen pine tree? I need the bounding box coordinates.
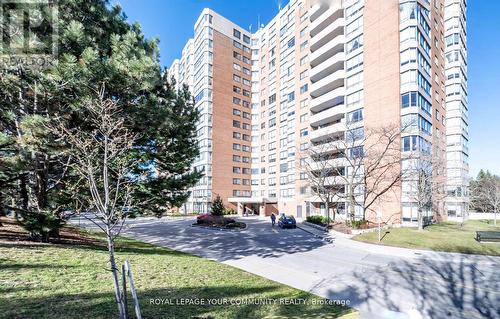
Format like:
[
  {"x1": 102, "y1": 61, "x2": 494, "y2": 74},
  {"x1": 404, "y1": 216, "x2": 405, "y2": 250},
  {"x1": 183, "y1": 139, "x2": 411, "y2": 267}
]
[{"x1": 211, "y1": 195, "x2": 225, "y2": 216}]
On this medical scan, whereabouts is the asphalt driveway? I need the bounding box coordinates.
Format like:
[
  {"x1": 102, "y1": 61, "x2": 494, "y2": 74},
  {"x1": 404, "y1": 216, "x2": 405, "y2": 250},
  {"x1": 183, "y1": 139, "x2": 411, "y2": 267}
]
[{"x1": 73, "y1": 216, "x2": 500, "y2": 319}]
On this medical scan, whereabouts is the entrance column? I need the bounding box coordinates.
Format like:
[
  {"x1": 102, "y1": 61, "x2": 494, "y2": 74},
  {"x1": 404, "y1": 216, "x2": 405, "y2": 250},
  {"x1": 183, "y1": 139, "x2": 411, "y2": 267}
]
[
  {"x1": 237, "y1": 202, "x2": 244, "y2": 216},
  {"x1": 259, "y1": 204, "x2": 266, "y2": 217}
]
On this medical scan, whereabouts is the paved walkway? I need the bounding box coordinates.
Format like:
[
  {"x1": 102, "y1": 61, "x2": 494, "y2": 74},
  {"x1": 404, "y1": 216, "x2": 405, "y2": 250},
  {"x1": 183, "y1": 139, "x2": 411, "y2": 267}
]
[{"x1": 73, "y1": 216, "x2": 500, "y2": 319}]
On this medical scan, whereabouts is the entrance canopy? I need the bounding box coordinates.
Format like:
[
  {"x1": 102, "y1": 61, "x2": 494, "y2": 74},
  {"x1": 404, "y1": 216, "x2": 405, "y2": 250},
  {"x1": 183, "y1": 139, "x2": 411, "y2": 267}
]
[{"x1": 227, "y1": 197, "x2": 277, "y2": 204}]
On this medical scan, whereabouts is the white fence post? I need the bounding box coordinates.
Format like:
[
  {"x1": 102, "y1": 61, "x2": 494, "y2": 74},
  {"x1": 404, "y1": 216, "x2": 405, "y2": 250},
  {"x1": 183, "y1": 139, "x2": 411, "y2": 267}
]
[
  {"x1": 122, "y1": 263, "x2": 128, "y2": 318},
  {"x1": 125, "y1": 261, "x2": 142, "y2": 319}
]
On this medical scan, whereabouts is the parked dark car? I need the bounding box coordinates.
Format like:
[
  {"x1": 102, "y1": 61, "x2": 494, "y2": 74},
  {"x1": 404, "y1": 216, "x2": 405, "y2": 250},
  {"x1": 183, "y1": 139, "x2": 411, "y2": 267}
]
[{"x1": 278, "y1": 215, "x2": 296, "y2": 229}]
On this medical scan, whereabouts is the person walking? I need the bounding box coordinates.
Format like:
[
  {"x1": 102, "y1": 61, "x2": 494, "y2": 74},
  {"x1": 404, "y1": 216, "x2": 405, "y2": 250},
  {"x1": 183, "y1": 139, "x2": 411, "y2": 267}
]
[{"x1": 270, "y1": 213, "x2": 276, "y2": 227}]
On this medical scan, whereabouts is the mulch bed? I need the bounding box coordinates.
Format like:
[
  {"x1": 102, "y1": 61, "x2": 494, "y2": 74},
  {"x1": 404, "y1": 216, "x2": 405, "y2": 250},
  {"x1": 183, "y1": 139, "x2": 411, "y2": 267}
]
[
  {"x1": 329, "y1": 221, "x2": 381, "y2": 234},
  {"x1": 330, "y1": 222, "x2": 354, "y2": 234}
]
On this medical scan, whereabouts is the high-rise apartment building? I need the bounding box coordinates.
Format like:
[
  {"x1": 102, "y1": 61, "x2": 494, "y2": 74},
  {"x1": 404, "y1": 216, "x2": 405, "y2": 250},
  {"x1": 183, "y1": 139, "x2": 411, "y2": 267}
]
[
  {"x1": 168, "y1": 0, "x2": 468, "y2": 225},
  {"x1": 443, "y1": 0, "x2": 469, "y2": 220}
]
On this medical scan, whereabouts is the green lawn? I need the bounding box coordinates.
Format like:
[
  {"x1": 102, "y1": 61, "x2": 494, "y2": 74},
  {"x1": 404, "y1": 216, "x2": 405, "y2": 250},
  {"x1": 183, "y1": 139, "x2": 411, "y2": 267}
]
[
  {"x1": 0, "y1": 220, "x2": 353, "y2": 319},
  {"x1": 353, "y1": 220, "x2": 500, "y2": 256}
]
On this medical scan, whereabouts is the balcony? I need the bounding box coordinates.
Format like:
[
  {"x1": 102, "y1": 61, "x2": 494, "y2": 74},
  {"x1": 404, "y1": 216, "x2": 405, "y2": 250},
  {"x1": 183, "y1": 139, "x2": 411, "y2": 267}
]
[
  {"x1": 310, "y1": 3, "x2": 327, "y2": 23},
  {"x1": 310, "y1": 104, "x2": 345, "y2": 127},
  {"x1": 310, "y1": 51, "x2": 345, "y2": 82},
  {"x1": 324, "y1": 175, "x2": 346, "y2": 186},
  {"x1": 310, "y1": 69, "x2": 345, "y2": 98},
  {"x1": 310, "y1": 4, "x2": 343, "y2": 37},
  {"x1": 310, "y1": 18, "x2": 344, "y2": 52},
  {"x1": 310, "y1": 35, "x2": 344, "y2": 67},
  {"x1": 310, "y1": 120, "x2": 346, "y2": 143},
  {"x1": 310, "y1": 139, "x2": 345, "y2": 154},
  {"x1": 310, "y1": 86, "x2": 345, "y2": 113},
  {"x1": 308, "y1": 158, "x2": 346, "y2": 171}
]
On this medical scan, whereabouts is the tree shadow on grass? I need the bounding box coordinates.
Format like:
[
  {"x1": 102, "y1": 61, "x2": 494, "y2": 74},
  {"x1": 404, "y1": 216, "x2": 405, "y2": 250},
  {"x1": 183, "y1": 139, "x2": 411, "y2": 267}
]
[
  {"x1": 0, "y1": 237, "x2": 187, "y2": 257},
  {"x1": 0, "y1": 285, "x2": 351, "y2": 319}
]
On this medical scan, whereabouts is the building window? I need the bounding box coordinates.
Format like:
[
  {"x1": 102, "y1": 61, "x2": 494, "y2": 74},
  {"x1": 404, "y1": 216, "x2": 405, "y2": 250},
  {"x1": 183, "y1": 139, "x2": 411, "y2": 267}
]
[
  {"x1": 346, "y1": 53, "x2": 363, "y2": 71},
  {"x1": 243, "y1": 34, "x2": 251, "y2": 44},
  {"x1": 346, "y1": 72, "x2": 363, "y2": 89},
  {"x1": 269, "y1": 93, "x2": 276, "y2": 104},
  {"x1": 346, "y1": 127, "x2": 365, "y2": 142},
  {"x1": 349, "y1": 146, "x2": 364, "y2": 159},
  {"x1": 300, "y1": 113, "x2": 308, "y2": 123},
  {"x1": 300, "y1": 55, "x2": 308, "y2": 66},
  {"x1": 347, "y1": 35, "x2": 363, "y2": 53},
  {"x1": 300, "y1": 41, "x2": 309, "y2": 52},
  {"x1": 233, "y1": 40, "x2": 242, "y2": 49},
  {"x1": 233, "y1": 29, "x2": 241, "y2": 39},
  {"x1": 233, "y1": 51, "x2": 242, "y2": 60},
  {"x1": 347, "y1": 109, "x2": 363, "y2": 123},
  {"x1": 346, "y1": 16, "x2": 363, "y2": 36},
  {"x1": 300, "y1": 27, "x2": 308, "y2": 38},
  {"x1": 300, "y1": 70, "x2": 309, "y2": 80},
  {"x1": 300, "y1": 84, "x2": 308, "y2": 94},
  {"x1": 346, "y1": 90, "x2": 363, "y2": 108},
  {"x1": 300, "y1": 99, "x2": 308, "y2": 108}
]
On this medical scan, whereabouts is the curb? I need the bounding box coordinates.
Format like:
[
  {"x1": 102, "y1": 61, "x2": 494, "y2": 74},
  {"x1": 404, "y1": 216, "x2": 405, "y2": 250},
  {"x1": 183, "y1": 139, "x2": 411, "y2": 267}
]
[
  {"x1": 297, "y1": 224, "x2": 335, "y2": 244},
  {"x1": 302, "y1": 221, "x2": 329, "y2": 232},
  {"x1": 302, "y1": 221, "x2": 357, "y2": 239}
]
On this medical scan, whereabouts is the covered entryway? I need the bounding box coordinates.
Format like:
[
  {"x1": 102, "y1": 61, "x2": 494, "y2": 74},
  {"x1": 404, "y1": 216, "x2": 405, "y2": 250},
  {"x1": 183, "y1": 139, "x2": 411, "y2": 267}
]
[{"x1": 228, "y1": 197, "x2": 278, "y2": 217}]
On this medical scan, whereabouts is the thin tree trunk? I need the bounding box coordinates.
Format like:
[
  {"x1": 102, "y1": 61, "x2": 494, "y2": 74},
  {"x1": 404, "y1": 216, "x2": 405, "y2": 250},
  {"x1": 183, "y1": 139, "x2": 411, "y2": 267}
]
[
  {"x1": 106, "y1": 229, "x2": 126, "y2": 319},
  {"x1": 418, "y1": 208, "x2": 423, "y2": 231},
  {"x1": 35, "y1": 154, "x2": 49, "y2": 209},
  {"x1": 324, "y1": 201, "x2": 329, "y2": 225},
  {"x1": 495, "y1": 210, "x2": 497, "y2": 226},
  {"x1": 19, "y1": 175, "x2": 29, "y2": 211},
  {"x1": 0, "y1": 190, "x2": 4, "y2": 227}
]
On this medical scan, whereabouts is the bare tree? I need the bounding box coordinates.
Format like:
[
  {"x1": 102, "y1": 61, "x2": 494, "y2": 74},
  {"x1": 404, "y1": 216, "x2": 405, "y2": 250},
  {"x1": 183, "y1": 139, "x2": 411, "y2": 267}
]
[
  {"x1": 471, "y1": 175, "x2": 500, "y2": 226},
  {"x1": 403, "y1": 154, "x2": 446, "y2": 231},
  {"x1": 51, "y1": 86, "x2": 140, "y2": 319},
  {"x1": 302, "y1": 123, "x2": 404, "y2": 224},
  {"x1": 349, "y1": 124, "x2": 404, "y2": 222},
  {"x1": 302, "y1": 140, "x2": 344, "y2": 224}
]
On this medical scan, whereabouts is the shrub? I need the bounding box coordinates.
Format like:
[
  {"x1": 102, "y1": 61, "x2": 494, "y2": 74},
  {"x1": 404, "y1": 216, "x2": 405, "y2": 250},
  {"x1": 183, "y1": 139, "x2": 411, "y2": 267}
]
[
  {"x1": 306, "y1": 215, "x2": 329, "y2": 226},
  {"x1": 226, "y1": 221, "x2": 246, "y2": 229},
  {"x1": 349, "y1": 219, "x2": 369, "y2": 229},
  {"x1": 196, "y1": 214, "x2": 211, "y2": 225},
  {"x1": 211, "y1": 195, "x2": 225, "y2": 216},
  {"x1": 224, "y1": 208, "x2": 237, "y2": 215},
  {"x1": 16, "y1": 211, "x2": 65, "y2": 242},
  {"x1": 195, "y1": 214, "x2": 245, "y2": 229}
]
